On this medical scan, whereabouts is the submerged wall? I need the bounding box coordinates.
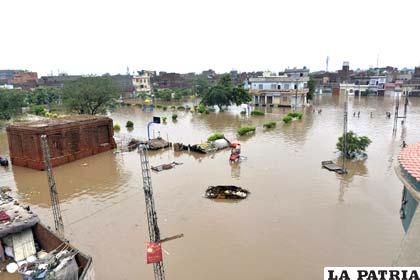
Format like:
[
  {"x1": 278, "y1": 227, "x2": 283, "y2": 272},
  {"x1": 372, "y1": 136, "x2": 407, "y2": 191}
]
[{"x1": 6, "y1": 115, "x2": 116, "y2": 170}]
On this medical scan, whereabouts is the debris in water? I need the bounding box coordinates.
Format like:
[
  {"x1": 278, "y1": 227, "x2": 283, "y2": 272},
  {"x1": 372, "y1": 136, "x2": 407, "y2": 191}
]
[
  {"x1": 151, "y1": 162, "x2": 183, "y2": 172},
  {"x1": 204, "y1": 185, "x2": 250, "y2": 200}
]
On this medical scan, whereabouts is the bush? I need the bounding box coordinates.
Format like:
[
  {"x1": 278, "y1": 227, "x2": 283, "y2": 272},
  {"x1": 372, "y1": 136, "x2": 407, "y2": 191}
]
[
  {"x1": 162, "y1": 117, "x2": 167, "y2": 123},
  {"x1": 263, "y1": 121, "x2": 276, "y2": 129},
  {"x1": 177, "y1": 106, "x2": 185, "y2": 110},
  {"x1": 113, "y1": 124, "x2": 121, "y2": 132},
  {"x1": 197, "y1": 104, "x2": 206, "y2": 113},
  {"x1": 251, "y1": 110, "x2": 264, "y2": 116},
  {"x1": 337, "y1": 131, "x2": 372, "y2": 158},
  {"x1": 45, "y1": 112, "x2": 58, "y2": 118},
  {"x1": 283, "y1": 116, "x2": 293, "y2": 123},
  {"x1": 287, "y1": 112, "x2": 303, "y2": 119},
  {"x1": 156, "y1": 104, "x2": 163, "y2": 109},
  {"x1": 126, "y1": 120, "x2": 134, "y2": 128},
  {"x1": 207, "y1": 133, "x2": 224, "y2": 142},
  {"x1": 172, "y1": 114, "x2": 178, "y2": 120},
  {"x1": 237, "y1": 126, "x2": 256, "y2": 136},
  {"x1": 31, "y1": 105, "x2": 46, "y2": 116},
  {"x1": 162, "y1": 106, "x2": 167, "y2": 111}
]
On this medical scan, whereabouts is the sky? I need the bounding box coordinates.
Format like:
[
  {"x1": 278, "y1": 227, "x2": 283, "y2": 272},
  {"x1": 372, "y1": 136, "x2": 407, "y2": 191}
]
[{"x1": 1, "y1": 0, "x2": 420, "y2": 76}]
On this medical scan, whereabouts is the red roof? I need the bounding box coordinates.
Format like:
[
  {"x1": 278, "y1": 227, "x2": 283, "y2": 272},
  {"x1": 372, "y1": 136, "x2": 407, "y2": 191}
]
[{"x1": 399, "y1": 142, "x2": 420, "y2": 182}]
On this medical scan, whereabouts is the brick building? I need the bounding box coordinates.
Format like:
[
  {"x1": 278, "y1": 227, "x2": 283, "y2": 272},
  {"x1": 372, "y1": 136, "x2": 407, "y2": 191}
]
[
  {"x1": 6, "y1": 116, "x2": 116, "y2": 170},
  {"x1": 11, "y1": 72, "x2": 38, "y2": 89}
]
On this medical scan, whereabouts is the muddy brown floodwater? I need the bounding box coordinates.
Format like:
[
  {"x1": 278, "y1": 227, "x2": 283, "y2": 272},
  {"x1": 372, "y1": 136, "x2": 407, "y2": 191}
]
[{"x1": 1, "y1": 95, "x2": 419, "y2": 280}]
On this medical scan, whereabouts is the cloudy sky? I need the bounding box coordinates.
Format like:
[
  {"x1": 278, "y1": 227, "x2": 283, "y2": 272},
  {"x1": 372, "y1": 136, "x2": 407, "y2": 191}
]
[{"x1": 1, "y1": 0, "x2": 419, "y2": 76}]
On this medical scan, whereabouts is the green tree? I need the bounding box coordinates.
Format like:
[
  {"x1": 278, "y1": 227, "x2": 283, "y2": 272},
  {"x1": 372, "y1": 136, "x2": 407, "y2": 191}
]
[
  {"x1": 201, "y1": 74, "x2": 251, "y2": 110},
  {"x1": 155, "y1": 89, "x2": 172, "y2": 101},
  {"x1": 307, "y1": 76, "x2": 315, "y2": 101},
  {"x1": 0, "y1": 89, "x2": 26, "y2": 120},
  {"x1": 62, "y1": 77, "x2": 118, "y2": 115},
  {"x1": 27, "y1": 87, "x2": 62, "y2": 106},
  {"x1": 336, "y1": 131, "x2": 372, "y2": 158},
  {"x1": 194, "y1": 77, "x2": 210, "y2": 97}
]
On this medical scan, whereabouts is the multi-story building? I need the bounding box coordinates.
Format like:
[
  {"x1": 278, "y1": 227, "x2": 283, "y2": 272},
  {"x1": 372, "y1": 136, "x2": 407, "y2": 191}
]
[
  {"x1": 11, "y1": 71, "x2": 38, "y2": 89},
  {"x1": 133, "y1": 70, "x2": 154, "y2": 95},
  {"x1": 249, "y1": 70, "x2": 309, "y2": 107},
  {"x1": 0, "y1": 70, "x2": 23, "y2": 85}
]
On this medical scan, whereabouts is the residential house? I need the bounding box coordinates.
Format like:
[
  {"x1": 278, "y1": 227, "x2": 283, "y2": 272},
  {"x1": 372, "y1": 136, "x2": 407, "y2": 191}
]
[
  {"x1": 249, "y1": 70, "x2": 309, "y2": 107},
  {"x1": 133, "y1": 70, "x2": 154, "y2": 95}
]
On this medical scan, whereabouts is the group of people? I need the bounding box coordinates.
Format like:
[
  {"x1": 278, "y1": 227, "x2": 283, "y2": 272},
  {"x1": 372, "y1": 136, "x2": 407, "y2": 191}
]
[{"x1": 353, "y1": 111, "x2": 361, "y2": 117}]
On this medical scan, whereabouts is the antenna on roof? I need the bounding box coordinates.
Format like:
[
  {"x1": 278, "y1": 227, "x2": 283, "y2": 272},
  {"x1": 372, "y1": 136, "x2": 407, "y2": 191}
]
[{"x1": 326, "y1": 56, "x2": 329, "y2": 72}]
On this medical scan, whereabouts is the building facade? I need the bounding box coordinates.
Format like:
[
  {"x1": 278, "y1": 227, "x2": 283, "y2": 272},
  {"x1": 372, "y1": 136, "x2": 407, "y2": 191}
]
[
  {"x1": 133, "y1": 70, "x2": 154, "y2": 95},
  {"x1": 249, "y1": 70, "x2": 309, "y2": 107}
]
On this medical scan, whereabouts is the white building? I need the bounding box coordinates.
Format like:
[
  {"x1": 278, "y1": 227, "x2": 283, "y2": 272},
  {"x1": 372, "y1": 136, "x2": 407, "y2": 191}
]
[
  {"x1": 249, "y1": 70, "x2": 309, "y2": 107},
  {"x1": 133, "y1": 70, "x2": 153, "y2": 95}
]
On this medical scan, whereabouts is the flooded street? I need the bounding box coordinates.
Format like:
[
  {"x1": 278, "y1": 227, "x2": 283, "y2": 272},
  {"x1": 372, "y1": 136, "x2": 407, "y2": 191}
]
[{"x1": 1, "y1": 95, "x2": 419, "y2": 279}]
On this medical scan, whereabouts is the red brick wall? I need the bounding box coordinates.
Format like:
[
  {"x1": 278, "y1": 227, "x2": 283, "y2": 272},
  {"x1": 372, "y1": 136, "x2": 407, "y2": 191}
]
[{"x1": 6, "y1": 117, "x2": 116, "y2": 170}]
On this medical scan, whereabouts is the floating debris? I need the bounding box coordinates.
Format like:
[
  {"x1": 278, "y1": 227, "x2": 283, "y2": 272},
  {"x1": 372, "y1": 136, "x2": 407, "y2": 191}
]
[
  {"x1": 151, "y1": 162, "x2": 183, "y2": 172},
  {"x1": 321, "y1": 160, "x2": 347, "y2": 174},
  {"x1": 204, "y1": 185, "x2": 250, "y2": 200}
]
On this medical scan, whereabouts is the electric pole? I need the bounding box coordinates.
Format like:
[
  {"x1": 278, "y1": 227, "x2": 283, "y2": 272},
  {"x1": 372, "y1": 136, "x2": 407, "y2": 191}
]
[
  {"x1": 139, "y1": 145, "x2": 165, "y2": 280},
  {"x1": 40, "y1": 135, "x2": 65, "y2": 239}
]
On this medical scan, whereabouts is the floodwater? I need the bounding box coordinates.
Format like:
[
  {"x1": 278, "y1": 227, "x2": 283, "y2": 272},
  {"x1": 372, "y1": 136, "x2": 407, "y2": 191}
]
[{"x1": 1, "y1": 94, "x2": 419, "y2": 280}]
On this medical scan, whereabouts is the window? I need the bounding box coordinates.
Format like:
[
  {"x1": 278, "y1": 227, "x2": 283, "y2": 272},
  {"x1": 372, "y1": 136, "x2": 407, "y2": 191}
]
[
  {"x1": 284, "y1": 83, "x2": 289, "y2": 90},
  {"x1": 277, "y1": 85, "x2": 281, "y2": 90},
  {"x1": 271, "y1": 84, "x2": 276, "y2": 89},
  {"x1": 258, "y1": 84, "x2": 263, "y2": 90}
]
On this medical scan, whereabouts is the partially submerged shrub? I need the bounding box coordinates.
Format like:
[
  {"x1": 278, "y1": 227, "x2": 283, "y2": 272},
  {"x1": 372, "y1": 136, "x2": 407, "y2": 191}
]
[
  {"x1": 177, "y1": 106, "x2": 185, "y2": 110},
  {"x1": 287, "y1": 112, "x2": 303, "y2": 119},
  {"x1": 207, "y1": 133, "x2": 225, "y2": 142},
  {"x1": 113, "y1": 124, "x2": 121, "y2": 132},
  {"x1": 251, "y1": 110, "x2": 264, "y2": 116},
  {"x1": 156, "y1": 104, "x2": 163, "y2": 109},
  {"x1": 337, "y1": 131, "x2": 372, "y2": 158},
  {"x1": 240, "y1": 110, "x2": 246, "y2": 115},
  {"x1": 162, "y1": 106, "x2": 167, "y2": 111},
  {"x1": 162, "y1": 117, "x2": 167, "y2": 123},
  {"x1": 237, "y1": 126, "x2": 256, "y2": 136},
  {"x1": 263, "y1": 121, "x2": 276, "y2": 129},
  {"x1": 172, "y1": 114, "x2": 178, "y2": 120},
  {"x1": 198, "y1": 104, "x2": 206, "y2": 114},
  {"x1": 126, "y1": 120, "x2": 134, "y2": 128},
  {"x1": 283, "y1": 116, "x2": 293, "y2": 123},
  {"x1": 170, "y1": 105, "x2": 176, "y2": 109}
]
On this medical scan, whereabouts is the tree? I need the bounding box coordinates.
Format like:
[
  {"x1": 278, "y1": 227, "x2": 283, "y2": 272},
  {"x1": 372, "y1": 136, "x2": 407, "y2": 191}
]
[
  {"x1": 307, "y1": 76, "x2": 315, "y2": 101},
  {"x1": 0, "y1": 89, "x2": 26, "y2": 120},
  {"x1": 27, "y1": 87, "x2": 61, "y2": 106},
  {"x1": 336, "y1": 131, "x2": 372, "y2": 158},
  {"x1": 62, "y1": 77, "x2": 118, "y2": 115},
  {"x1": 201, "y1": 74, "x2": 251, "y2": 110},
  {"x1": 201, "y1": 85, "x2": 231, "y2": 110}
]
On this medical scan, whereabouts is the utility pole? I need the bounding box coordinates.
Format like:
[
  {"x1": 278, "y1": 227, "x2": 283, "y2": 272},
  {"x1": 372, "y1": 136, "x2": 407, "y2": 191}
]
[
  {"x1": 341, "y1": 82, "x2": 348, "y2": 173},
  {"x1": 139, "y1": 145, "x2": 165, "y2": 280},
  {"x1": 294, "y1": 78, "x2": 298, "y2": 111},
  {"x1": 40, "y1": 135, "x2": 65, "y2": 239}
]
